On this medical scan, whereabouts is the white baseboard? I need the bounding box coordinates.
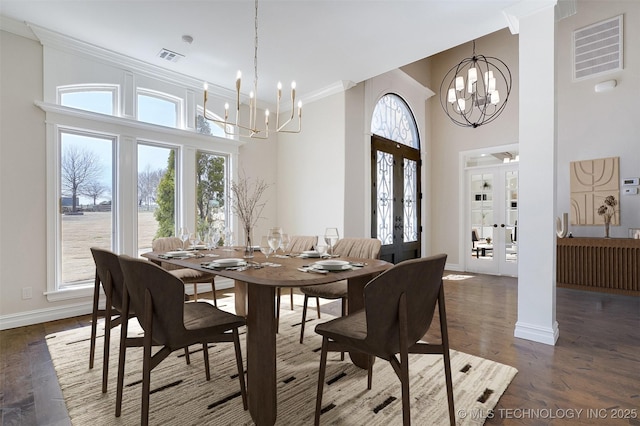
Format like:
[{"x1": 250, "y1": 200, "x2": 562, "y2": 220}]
[
  {"x1": 444, "y1": 262, "x2": 463, "y2": 272},
  {"x1": 0, "y1": 278, "x2": 236, "y2": 331},
  {"x1": 514, "y1": 320, "x2": 559, "y2": 345}
]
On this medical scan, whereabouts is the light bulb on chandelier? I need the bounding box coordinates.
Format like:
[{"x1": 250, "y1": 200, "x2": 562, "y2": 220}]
[
  {"x1": 439, "y1": 40, "x2": 511, "y2": 128},
  {"x1": 202, "y1": 0, "x2": 302, "y2": 139}
]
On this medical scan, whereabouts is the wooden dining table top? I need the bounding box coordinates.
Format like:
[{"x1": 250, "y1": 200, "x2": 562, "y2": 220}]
[{"x1": 142, "y1": 248, "x2": 391, "y2": 288}]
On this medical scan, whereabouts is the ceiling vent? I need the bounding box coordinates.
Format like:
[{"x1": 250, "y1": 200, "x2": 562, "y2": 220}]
[
  {"x1": 157, "y1": 48, "x2": 184, "y2": 63},
  {"x1": 573, "y1": 15, "x2": 623, "y2": 81}
]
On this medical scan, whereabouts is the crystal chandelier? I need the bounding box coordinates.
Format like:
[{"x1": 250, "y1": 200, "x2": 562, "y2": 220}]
[
  {"x1": 202, "y1": 0, "x2": 302, "y2": 139},
  {"x1": 439, "y1": 41, "x2": 512, "y2": 128}
]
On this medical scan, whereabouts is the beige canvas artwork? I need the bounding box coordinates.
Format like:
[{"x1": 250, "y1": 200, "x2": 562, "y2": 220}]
[{"x1": 570, "y1": 157, "x2": 620, "y2": 225}]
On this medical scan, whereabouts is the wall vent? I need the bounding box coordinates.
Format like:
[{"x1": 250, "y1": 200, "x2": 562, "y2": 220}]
[
  {"x1": 157, "y1": 48, "x2": 184, "y2": 63},
  {"x1": 573, "y1": 15, "x2": 623, "y2": 81}
]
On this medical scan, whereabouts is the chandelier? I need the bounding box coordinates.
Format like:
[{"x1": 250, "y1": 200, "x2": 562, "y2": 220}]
[
  {"x1": 439, "y1": 41, "x2": 512, "y2": 128},
  {"x1": 202, "y1": 0, "x2": 302, "y2": 139}
]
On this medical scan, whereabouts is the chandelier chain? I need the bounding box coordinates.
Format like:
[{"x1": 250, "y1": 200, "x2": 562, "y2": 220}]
[{"x1": 254, "y1": 0, "x2": 259, "y2": 91}]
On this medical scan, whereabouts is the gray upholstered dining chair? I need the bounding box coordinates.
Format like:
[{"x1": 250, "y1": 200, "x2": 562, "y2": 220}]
[
  {"x1": 152, "y1": 236, "x2": 217, "y2": 305},
  {"x1": 276, "y1": 235, "x2": 316, "y2": 332},
  {"x1": 313, "y1": 254, "x2": 454, "y2": 426},
  {"x1": 299, "y1": 237, "x2": 381, "y2": 344},
  {"x1": 116, "y1": 255, "x2": 248, "y2": 426}
]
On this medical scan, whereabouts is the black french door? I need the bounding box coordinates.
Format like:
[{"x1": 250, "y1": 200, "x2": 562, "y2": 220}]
[{"x1": 371, "y1": 134, "x2": 421, "y2": 264}]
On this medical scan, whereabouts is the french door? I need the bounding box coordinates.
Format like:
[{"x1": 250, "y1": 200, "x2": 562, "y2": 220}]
[
  {"x1": 466, "y1": 164, "x2": 518, "y2": 276},
  {"x1": 371, "y1": 135, "x2": 421, "y2": 264}
]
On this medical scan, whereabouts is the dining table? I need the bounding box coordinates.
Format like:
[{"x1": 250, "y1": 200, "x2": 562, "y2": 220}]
[{"x1": 142, "y1": 248, "x2": 392, "y2": 426}]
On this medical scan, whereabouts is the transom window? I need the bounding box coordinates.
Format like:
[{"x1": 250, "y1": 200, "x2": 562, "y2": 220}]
[
  {"x1": 59, "y1": 85, "x2": 117, "y2": 115},
  {"x1": 371, "y1": 93, "x2": 419, "y2": 149},
  {"x1": 137, "y1": 89, "x2": 180, "y2": 128}
]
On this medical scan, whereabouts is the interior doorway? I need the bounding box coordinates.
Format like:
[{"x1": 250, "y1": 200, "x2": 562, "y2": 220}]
[{"x1": 464, "y1": 148, "x2": 519, "y2": 276}]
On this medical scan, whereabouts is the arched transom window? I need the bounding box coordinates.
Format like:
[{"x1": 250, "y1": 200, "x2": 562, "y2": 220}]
[{"x1": 371, "y1": 93, "x2": 419, "y2": 149}]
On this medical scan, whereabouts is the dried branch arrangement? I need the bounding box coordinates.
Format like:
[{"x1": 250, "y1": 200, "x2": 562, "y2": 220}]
[{"x1": 230, "y1": 172, "x2": 270, "y2": 233}]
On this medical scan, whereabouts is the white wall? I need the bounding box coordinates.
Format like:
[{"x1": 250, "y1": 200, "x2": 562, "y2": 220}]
[
  {"x1": 556, "y1": 1, "x2": 640, "y2": 238},
  {"x1": 277, "y1": 92, "x2": 346, "y2": 238}
]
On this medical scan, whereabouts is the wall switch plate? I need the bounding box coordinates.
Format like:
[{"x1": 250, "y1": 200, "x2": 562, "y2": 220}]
[
  {"x1": 22, "y1": 287, "x2": 33, "y2": 299},
  {"x1": 622, "y1": 177, "x2": 639, "y2": 186},
  {"x1": 622, "y1": 187, "x2": 638, "y2": 195}
]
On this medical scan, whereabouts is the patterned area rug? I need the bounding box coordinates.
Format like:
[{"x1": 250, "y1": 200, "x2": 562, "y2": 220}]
[{"x1": 46, "y1": 296, "x2": 517, "y2": 425}]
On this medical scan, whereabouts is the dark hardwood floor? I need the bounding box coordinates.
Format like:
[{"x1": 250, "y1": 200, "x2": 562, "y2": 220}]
[{"x1": 1, "y1": 274, "x2": 638, "y2": 425}]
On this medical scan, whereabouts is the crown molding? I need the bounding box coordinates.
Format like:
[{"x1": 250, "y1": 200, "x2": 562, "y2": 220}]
[{"x1": 0, "y1": 15, "x2": 38, "y2": 40}]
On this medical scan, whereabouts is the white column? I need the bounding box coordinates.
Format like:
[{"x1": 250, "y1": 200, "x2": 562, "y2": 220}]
[{"x1": 514, "y1": 5, "x2": 559, "y2": 345}]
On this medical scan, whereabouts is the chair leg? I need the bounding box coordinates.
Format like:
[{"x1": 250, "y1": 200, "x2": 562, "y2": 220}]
[
  {"x1": 398, "y1": 293, "x2": 410, "y2": 426},
  {"x1": 193, "y1": 283, "x2": 198, "y2": 301},
  {"x1": 438, "y1": 288, "x2": 456, "y2": 426},
  {"x1": 211, "y1": 278, "x2": 217, "y2": 307},
  {"x1": 289, "y1": 288, "x2": 294, "y2": 310},
  {"x1": 141, "y1": 289, "x2": 154, "y2": 426},
  {"x1": 316, "y1": 297, "x2": 321, "y2": 318},
  {"x1": 202, "y1": 343, "x2": 211, "y2": 381},
  {"x1": 314, "y1": 337, "x2": 329, "y2": 426},
  {"x1": 232, "y1": 329, "x2": 248, "y2": 410},
  {"x1": 184, "y1": 346, "x2": 191, "y2": 364},
  {"x1": 339, "y1": 298, "x2": 346, "y2": 361},
  {"x1": 115, "y1": 290, "x2": 130, "y2": 418},
  {"x1": 102, "y1": 288, "x2": 113, "y2": 393},
  {"x1": 300, "y1": 295, "x2": 309, "y2": 343},
  {"x1": 89, "y1": 271, "x2": 100, "y2": 369}
]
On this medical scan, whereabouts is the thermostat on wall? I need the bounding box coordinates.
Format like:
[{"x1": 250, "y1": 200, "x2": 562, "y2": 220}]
[
  {"x1": 622, "y1": 177, "x2": 639, "y2": 186},
  {"x1": 623, "y1": 187, "x2": 638, "y2": 195}
]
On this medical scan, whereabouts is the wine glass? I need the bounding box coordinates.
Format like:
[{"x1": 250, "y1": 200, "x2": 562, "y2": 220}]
[
  {"x1": 223, "y1": 227, "x2": 234, "y2": 251},
  {"x1": 192, "y1": 231, "x2": 202, "y2": 249},
  {"x1": 208, "y1": 227, "x2": 220, "y2": 250},
  {"x1": 179, "y1": 226, "x2": 190, "y2": 250},
  {"x1": 280, "y1": 233, "x2": 291, "y2": 255},
  {"x1": 260, "y1": 236, "x2": 272, "y2": 260},
  {"x1": 324, "y1": 227, "x2": 339, "y2": 256},
  {"x1": 268, "y1": 227, "x2": 282, "y2": 254},
  {"x1": 314, "y1": 236, "x2": 328, "y2": 257}
]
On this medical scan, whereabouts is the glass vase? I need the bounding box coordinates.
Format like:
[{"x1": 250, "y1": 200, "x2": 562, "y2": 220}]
[
  {"x1": 604, "y1": 220, "x2": 610, "y2": 238},
  {"x1": 244, "y1": 227, "x2": 254, "y2": 258}
]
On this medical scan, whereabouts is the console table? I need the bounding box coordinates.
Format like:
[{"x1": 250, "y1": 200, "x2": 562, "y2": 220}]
[{"x1": 557, "y1": 237, "x2": 640, "y2": 295}]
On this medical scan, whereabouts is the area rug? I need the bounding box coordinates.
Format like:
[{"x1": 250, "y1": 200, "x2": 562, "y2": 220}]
[
  {"x1": 443, "y1": 274, "x2": 474, "y2": 281},
  {"x1": 46, "y1": 297, "x2": 517, "y2": 425}
]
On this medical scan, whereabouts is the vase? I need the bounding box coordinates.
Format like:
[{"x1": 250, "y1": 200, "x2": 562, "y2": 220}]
[
  {"x1": 604, "y1": 219, "x2": 610, "y2": 238},
  {"x1": 244, "y1": 227, "x2": 254, "y2": 258}
]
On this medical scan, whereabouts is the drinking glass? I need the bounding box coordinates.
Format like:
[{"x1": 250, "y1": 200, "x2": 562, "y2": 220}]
[
  {"x1": 260, "y1": 236, "x2": 272, "y2": 260},
  {"x1": 280, "y1": 233, "x2": 291, "y2": 254},
  {"x1": 324, "y1": 227, "x2": 339, "y2": 256},
  {"x1": 208, "y1": 228, "x2": 220, "y2": 250},
  {"x1": 179, "y1": 226, "x2": 190, "y2": 250},
  {"x1": 223, "y1": 227, "x2": 234, "y2": 251},
  {"x1": 314, "y1": 236, "x2": 328, "y2": 257},
  {"x1": 268, "y1": 227, "x2": 282, "y2": 253},
  {"x1": 192, "y1": 231, "x2": 202, "y2": 248}
]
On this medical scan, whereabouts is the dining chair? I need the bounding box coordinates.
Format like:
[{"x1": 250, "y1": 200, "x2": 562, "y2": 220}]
[
  {"x1": 275, "y1": 235, "x2": 316, "y2": 332},
  {"x1": 89, "y1": 247, "x2": 134, "y2": 393},
  {"x1": 152, "y1": 236, "x2": 217, "y2": 305},
  {"x1": 313, "y1": 254, "x2": 454, "y2": 426},
  {"x1": 90, "y1": 247, "x2": 193, "y2": 395},
  {"x1": 299, "y1": 238, "x2": 381, "y2": 345},
  {"x1": 116, "y1": 255, "x2": 248, "y2": 426}
]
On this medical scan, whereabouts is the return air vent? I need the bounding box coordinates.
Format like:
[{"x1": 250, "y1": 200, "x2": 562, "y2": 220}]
[
  {"x1": 157, "y1": 48, "x2": 184, "y2": 63},
  {"x1": 573, "y1": 15, "x2": 623, "y2": 81}
]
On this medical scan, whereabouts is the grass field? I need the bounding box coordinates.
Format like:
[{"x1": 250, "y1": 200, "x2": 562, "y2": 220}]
[{"x1": 61, "y1": 210, "x2": 159, "y2": 284}]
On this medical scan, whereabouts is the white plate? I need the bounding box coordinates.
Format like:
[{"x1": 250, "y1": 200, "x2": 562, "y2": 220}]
[
  {"x1": 210, "y1": 258, "x2": 246, "y2": 267},
  {"x1": 313, "y1": 260, "x2": 351, "y2": 271},
  {"x1": 302, "y1": 250, "x2": 321, "y2": 258},
  {"x1": 165, "y1": 250, "x2": 192, "y2": 257}
]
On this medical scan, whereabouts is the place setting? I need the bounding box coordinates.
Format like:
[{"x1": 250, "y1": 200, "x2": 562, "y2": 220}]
[{"x1": 201, "y1": 257, "x2": 249, "y2": 271}]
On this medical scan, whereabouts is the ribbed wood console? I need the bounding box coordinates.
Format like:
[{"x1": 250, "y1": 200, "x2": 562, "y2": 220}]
[{"x1": 557, "y1": 237, "x2": 640, "y2": 295}]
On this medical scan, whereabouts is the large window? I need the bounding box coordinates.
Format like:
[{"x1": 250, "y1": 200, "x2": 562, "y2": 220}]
[
  {"x1": 59, "y1": 86, "x2": 117, "y2": 115},
  {"x1": 137, "y1": 144, "x2": 176, "y2": 254},
  {"x1": 59, "y1": 130, "x2": 114, "y2": 288},
  {"x1": 196, "y1": 151, "x2": 228, "y2": 238}
]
